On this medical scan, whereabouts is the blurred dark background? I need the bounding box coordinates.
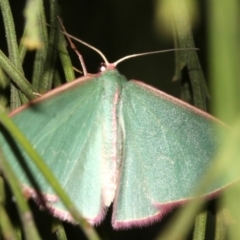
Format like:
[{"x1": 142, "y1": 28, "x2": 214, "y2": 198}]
[
  {"x1": 1, "y1": 0, "x2": 207, "y2": 99},
  {"x1": 0, "y1": 1, "x2": 213, "y2": 239}
]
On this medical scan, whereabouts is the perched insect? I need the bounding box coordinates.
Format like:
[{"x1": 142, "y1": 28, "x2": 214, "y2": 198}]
[{"x1": 0, "y1": 33, "x2": 231, "y2": 229}]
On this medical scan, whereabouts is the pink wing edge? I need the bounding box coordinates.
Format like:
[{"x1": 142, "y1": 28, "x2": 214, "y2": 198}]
[
  {"x1": 22, "y1": 185, "x2": 107, "y2": 226},
  {"x1": 9, "y1": 74, "x2": 97, "y2": 117},
  {"x1": 129, "y1": 80, "x2": 228, "y2": 126},
  {"x1": 111, "y1": 188, "x2": 224, "y2": 229}
]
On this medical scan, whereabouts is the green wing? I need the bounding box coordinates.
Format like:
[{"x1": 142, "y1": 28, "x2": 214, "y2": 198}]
[
  {"x1": 113, "y1": 80, "x2": 229, "y2": 228},
  {"x1": 0, "y1": 76, "x2": 105, "y2": 223}
]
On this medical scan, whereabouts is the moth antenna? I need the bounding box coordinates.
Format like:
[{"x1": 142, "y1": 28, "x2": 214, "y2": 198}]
[
  {"x1": 57, "y1": 17, "x2": 109, "y2": 69},
  {"x1": 57, "y1": 17, "x2": 88, "y2": 75},
  {"x1": 72, "y1": 67, "x2": 83, "y2": 74},
  {"x1": 67, "y1": 33, "x2": 110, "y2": 66},
  {"x1": 113, "y1": 48, "x2": 199, "y2": 66},
  {"x1": 57, "y1": 18, "x2": 198, "y2": 72}
]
